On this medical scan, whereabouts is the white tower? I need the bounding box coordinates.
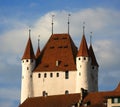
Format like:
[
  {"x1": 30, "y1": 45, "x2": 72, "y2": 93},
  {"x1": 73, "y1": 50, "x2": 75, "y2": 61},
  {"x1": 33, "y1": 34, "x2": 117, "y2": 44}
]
[
  {"x1": 21, "y1": 30, "x2": 36, "y2": 103},
  {"x1": 76, "y1": 33, "x2": 91, "y2": 92}
]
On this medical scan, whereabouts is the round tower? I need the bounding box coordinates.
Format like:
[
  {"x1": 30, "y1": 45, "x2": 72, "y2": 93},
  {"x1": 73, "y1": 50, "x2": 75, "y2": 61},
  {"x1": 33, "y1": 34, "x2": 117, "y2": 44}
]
[
  {"x1": 89, "y1": 44, "x2": 99, "y2": 92},
  {"x1": 76, "y1": 34, "x2": 91, "y2": 92},
  {"x1": 21, "y1": 30, "x2": 36, "y2": 104}
]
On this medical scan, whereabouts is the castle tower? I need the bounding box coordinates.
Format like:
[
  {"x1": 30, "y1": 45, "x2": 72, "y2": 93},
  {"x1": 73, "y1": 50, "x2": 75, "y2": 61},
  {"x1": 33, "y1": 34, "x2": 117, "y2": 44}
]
[
  {"x1": 21, "y1": 30, "x2": 36, "y2": 103},
  {"x1": 89, "y1": 43, "x2": 99, "y2": 91},
  {"x1": 76, "y1": 27, "x2": 91, "y2": 92}
]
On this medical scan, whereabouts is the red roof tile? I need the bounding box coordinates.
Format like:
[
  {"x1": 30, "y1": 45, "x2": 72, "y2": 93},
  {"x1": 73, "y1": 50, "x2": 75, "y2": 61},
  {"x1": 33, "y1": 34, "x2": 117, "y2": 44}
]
[
  {"x1": 77, "y1": 35, "x2": 89, "y2": 57},
  {"x1": 89, "y1": 45, "x2": 99, "y2": 67},
  {"x1": 82, "y1": 89, "x2": 120, "y2": 107},
  {"x1": 35, "y1": 33, "x2": 78, "y2": 72},
  {"x1": 22, "y1": 37, "x2": 35, "y2": 60},
  {"x1": 19, "y1": 94, "x2": 80, "y2": 107}
]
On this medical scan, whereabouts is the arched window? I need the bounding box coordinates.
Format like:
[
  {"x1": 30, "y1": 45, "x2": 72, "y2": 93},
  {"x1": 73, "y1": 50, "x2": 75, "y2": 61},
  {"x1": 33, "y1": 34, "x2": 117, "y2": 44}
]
[
  {"x1": 50, "y1": 73, "x2": 53, "y2": 77},
  {"x1": 65, "y1": 71, "x2": 69, "y2": 79},
  {"x1": 44, "y1": 73, "x2": 47, "y2": 78},
  {"x1": 56, "y1": 73, "x2": 59, "y2": 77},
  {"x1": 38, "y1": 73, "x2": 41, "y2": 78},
  {"x1": 65, "y1": 90, "x2": 69, "y2": 94}
]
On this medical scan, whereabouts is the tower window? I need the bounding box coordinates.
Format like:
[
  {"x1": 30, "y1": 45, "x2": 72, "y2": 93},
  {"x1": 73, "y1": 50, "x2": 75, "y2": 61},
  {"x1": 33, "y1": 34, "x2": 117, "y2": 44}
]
[
  {"x1": 44, "y1": 73, "x2": 47, "y2": 78},
  {"x1": 31, "y1": 59, "x2": 33, "y2": 63},
  {"x1": 92, "y1": 66, "x2": 95, "y2": 69},
  {"x1": 26, "y1": 60, "x2": 29, "y2": 62},
  {"x1": 27, "y1": 67, "x2": 29, "y2": 70},
  {"x1": 56, "y1": 73, "x2": 59, "y2": 77},
  {"x1": 65, "y1": 71, "x2": 69, "y2": 79},
  {"x1": 50, "y1": 73, "x2": 53, "y2": 77},
  {"x1": 84, "y1": 57, "x2": 86, "y2": 60},
  {"x1": 79, "y1": 58, "x2": 81, "y2": 60},
  {"x1": 38, "y1": 73, "x2": 41, "y2": 78}
]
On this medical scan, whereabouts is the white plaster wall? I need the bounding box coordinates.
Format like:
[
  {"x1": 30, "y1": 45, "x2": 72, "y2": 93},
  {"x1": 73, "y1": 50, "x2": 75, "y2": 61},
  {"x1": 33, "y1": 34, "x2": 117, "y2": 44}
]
[
  {"x1": 107, "y1": 98, "x2": 120, "y2": 107},
  {"x1": 33, "y1": 71, "x2": 77, "y2": 97},
  {"x1": 21, "y1": 59, "x2": 35, "y2": 104},
  {"x1": 76, "y1": 57, "x2": 91, "y2": 92}
]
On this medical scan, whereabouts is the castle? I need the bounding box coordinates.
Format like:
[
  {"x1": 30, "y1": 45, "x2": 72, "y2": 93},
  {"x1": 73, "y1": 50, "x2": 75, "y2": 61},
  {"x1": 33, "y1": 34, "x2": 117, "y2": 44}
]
[{"x1": 20, "y1": 25, "x2": 99, "y2": 104}]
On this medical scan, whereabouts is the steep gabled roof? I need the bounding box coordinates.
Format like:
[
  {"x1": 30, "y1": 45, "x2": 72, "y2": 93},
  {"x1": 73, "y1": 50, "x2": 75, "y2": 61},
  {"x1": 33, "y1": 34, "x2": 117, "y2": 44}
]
[
  {"x1": 19, "y1": 94, "x2": 80, "y2": 107},
  {"x1": 35, "y1": 33, "x2": 78, "y2": 72},
  {"x1": 82, "y1": 83, "x2": 120, "y2": 107},
  {"x1": 22, "y1": 37, "x2": 35, "y2": 60},
  {"x1": 77, "y1": 35, "x2": 89, "y2": 57},
  {"x1": 89, "y1": 45, "x2": 99, "y2": 67}
]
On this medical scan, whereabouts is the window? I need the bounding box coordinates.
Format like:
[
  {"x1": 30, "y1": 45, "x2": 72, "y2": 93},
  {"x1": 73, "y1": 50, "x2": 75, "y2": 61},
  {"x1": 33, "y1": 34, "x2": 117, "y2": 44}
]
[
  {"x1": 112, "y1": 97, "x2": 120, "y2": 103},
  {"x1": 65, "y1": 71, "x2": 69, "y2": 79},
  {"x1": 26, "y1": 59, "x2": 28, "y2": 62},
  {"x1": 84, "y1": 57, "x2": 86, "y2": 60},
  {"x1": 56, "y1": 73, "x2": 59, "y2": 77},
  {"x1": 92, "y1": 66, "x2": 95, "y2": 69},
  {"x1": 44, "y1": 73, "x2": 47, "y2": 78},
  {"x1": 65, "y1": 90, "x2": 69, "y2": 94},
  {"x1": 79, "y1": 58, "x2": 81, "y2": 60},
  {"x1": 27, "y1": 67, "x2": 29, "y2": 70},
  {"x1": 43, "y1": 91, "x2": 48, "y2": 96},
  {"x1": 31, "y1": 59, "x2": 33, "y2": 63},
  {"x1": 50, "y1": 73, "x2": 53, "y2": 77},
  {"x1": 43, "y1": 91, "x2": 46, "y2": 96},
  {"x1": 38, "y1": 73, "x2": 41, "y2": 78}
]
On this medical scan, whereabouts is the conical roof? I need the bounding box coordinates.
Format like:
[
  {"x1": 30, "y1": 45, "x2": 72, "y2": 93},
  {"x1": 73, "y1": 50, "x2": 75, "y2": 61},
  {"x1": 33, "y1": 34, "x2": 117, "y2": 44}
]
[
  {"x1": 77, "y1": 35, "x2": 89, "y2": 57},
  {"x1": 22, "y1": 37, "x2": 35, "y2": 60},
  {"x1": 36, "y1": 46, "x2": 41, "y2": 59},
  {"x1": 89, "y1": 45, "x2": 99, "y2": 67}
]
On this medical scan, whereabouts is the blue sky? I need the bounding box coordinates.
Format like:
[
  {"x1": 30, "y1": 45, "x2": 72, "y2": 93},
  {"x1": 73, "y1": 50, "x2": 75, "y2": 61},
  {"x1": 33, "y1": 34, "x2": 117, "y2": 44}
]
[{"x1": 0, "y1": 0, "x2": 120, "y2": 107}]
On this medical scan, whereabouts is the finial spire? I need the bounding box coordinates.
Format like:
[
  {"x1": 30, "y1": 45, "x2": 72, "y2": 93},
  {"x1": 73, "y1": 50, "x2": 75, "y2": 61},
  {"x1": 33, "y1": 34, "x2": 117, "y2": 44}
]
[
  {"x1": 29, "y1": 29, "x2": 31, "y2": 38},
  {"x1": 68, "y1": 13, "x2": 71, "y2": 34},
  {"x1": 51, "y1": 15, "x2": 55, "y2": 35},
  {"x1": 90, "y1": 32, "x2": 92, "y2": 45},
  {"x1": 83, "y1": 22, "x2": 85, "y2": 35},
  {"x1": 38, "y1": 35, "x2": 40, "y2": 48}
]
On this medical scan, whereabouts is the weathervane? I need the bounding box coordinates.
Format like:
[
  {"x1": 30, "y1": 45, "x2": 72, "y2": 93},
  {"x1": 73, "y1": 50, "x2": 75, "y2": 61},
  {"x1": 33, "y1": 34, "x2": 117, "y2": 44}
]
[
  {"x1": 83, "y1": 22, "x2": 85, "y2": 35},
  {"x1": 38, "y1": 35, "x2": 40, "y2": 48},
  {"x1": 68, "y1": 13, "x2": 71, "y2": 34},
  {"x1": 51, "y1": 14, "x2": 55, "y2": 35},
  {"x1": 29, "y1": 28, "x2": 31, "y2": 38},
  {"x1": 90, "y1": 32, "x2": 92, "y2": 45}
]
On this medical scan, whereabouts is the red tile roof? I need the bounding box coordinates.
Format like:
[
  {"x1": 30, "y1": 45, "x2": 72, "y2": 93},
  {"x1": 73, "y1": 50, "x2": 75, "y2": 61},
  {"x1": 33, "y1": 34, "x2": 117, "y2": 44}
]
[
  {"x1": 19, "y1": 94, "x2": 80, "y2": 107},
  {"x1": 35, "y1": 33, "x2": 78, "y2": 72},
  {"x1": 22, "y1": 37, "x2": 35, "y2": 60},
  {"x1": 89, "y1": 45, "x2": 99, "y2": 67},
  {"x1": 82, "y1": 83, "x2": 120, "y2": 107},
  {"x1": 77, "y1": 35, "x2": 89, "y2": 57}
]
